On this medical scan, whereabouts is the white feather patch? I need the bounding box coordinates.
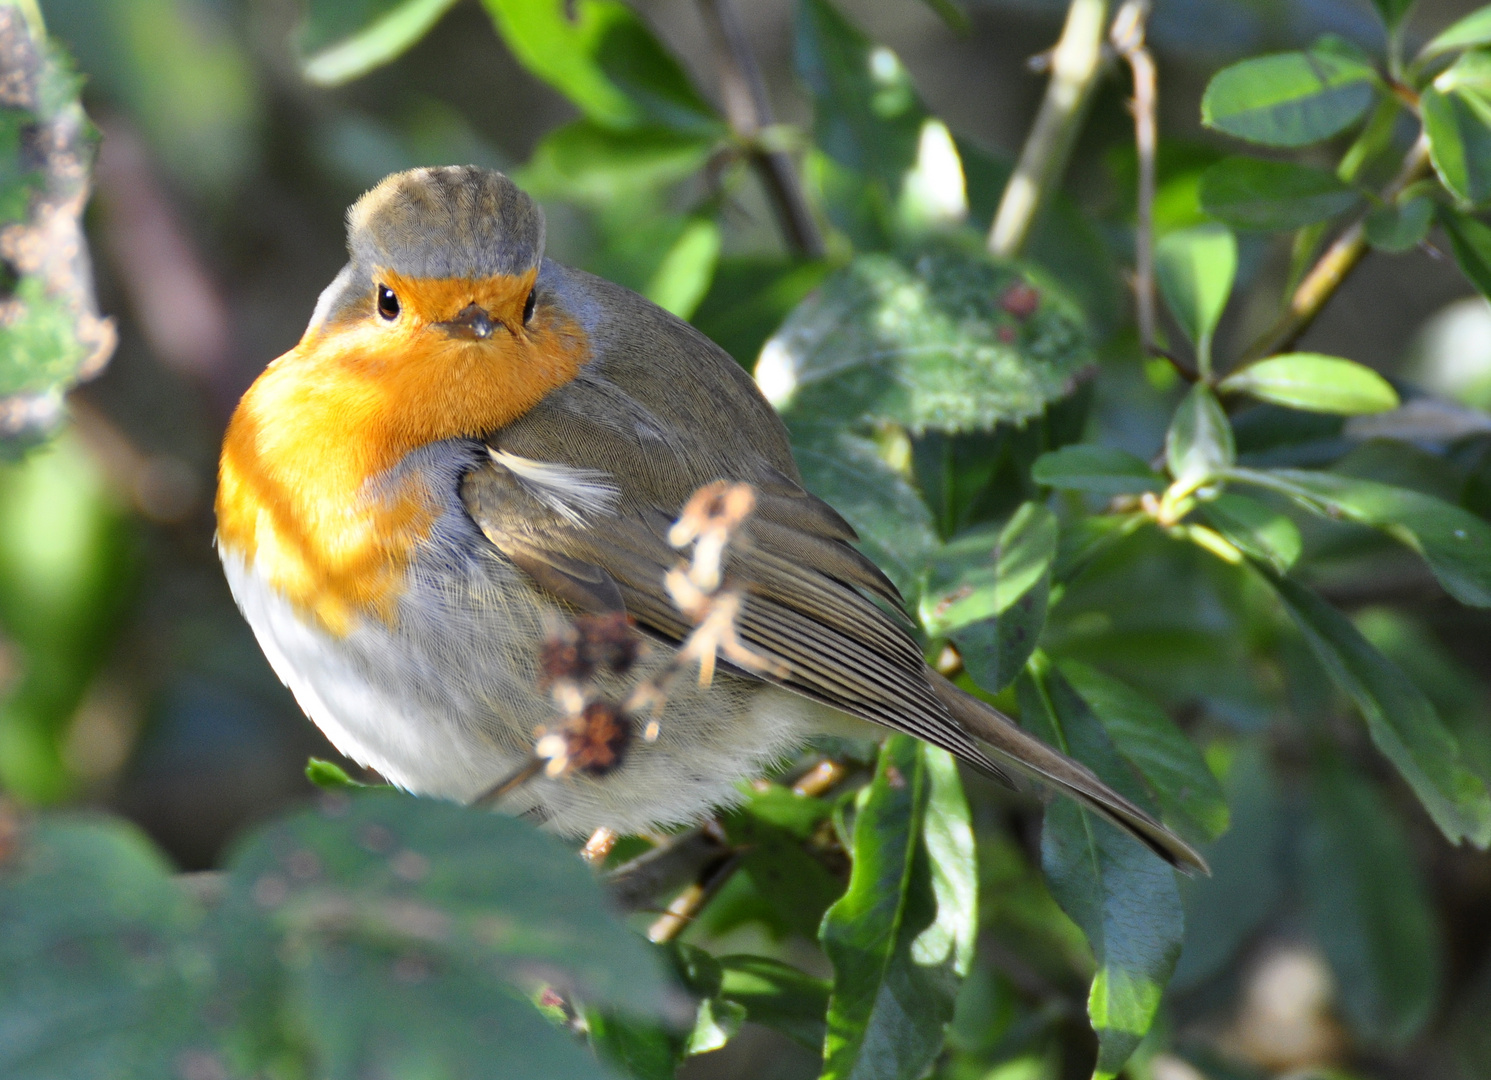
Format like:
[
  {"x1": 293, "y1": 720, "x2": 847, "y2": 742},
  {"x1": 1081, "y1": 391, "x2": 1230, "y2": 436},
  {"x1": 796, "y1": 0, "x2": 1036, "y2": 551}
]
[{"x1": 488, "y1": 449, "x2": 620, "y2": 525}]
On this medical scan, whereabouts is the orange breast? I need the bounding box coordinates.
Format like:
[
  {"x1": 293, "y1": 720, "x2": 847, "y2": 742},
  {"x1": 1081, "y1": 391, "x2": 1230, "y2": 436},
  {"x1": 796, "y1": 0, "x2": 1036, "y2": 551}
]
[{"x1": 216, "y1": 272, "x2": 589, "y2": 636}]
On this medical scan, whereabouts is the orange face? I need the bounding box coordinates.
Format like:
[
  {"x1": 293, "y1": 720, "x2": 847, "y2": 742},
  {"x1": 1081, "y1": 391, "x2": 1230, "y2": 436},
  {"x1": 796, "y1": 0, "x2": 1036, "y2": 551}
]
[{"x1": 217, "y1": 267, "x2": 589, "y2": 635}]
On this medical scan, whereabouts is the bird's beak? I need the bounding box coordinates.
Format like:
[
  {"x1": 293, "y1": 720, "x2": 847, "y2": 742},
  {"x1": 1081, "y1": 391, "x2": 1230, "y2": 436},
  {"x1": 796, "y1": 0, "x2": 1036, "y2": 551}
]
[{"x1": 436, "y1": 303, "x2": 497, "y2": 340}]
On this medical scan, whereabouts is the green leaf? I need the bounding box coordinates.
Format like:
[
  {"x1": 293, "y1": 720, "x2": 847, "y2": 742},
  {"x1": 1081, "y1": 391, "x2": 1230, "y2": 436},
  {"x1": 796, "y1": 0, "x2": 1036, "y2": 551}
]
[
  {"x1": 1422, "y1": 5, "x2": 1491, "y2": 58},
  {"x1": 216, "y1": 791, "x2": 675, "y2": 1075},
  {"x1": 1166, "y1": 385, "x2": 1236, "y2": 491},
  {"x1": 1218, "y1": 353, "x2": 1399, "y2": 414},
  {"x1": 722, "y1": 810, "x2": 843, "y2": 939},
  {"x1": 1423, "y1": 85, "x2": 1491, "y2": 205},
  {"x1": 1017, "y1": 672, "x2": 1183, "y2": 1078},
  {"x1": 1368, "y1": 0, "x2": 1415, "y2": 31},
  {"x1": 1199, "y1": 492, "x2": 1302, "y2": 572},
  {"x1": 1156, "y1": 224, "x2": 1236, "y2": 369},
  {"x1": 1436, "y1": 205, "x2": 1491, "y2": 297},
  {"x1": 788, "y1": 426, "x2": 940, "y2": 596},
  {"x1": 1031, "y1": 445, "x2": 1165, "y2": 497},
  {"x1": 1365, "y1": 195, "x2": 1433, "y2": 252},
  {"x1": 642, "y1": 216, "x2": 720, "y2": 319},
  {"x1": 305, "y1": 758, "x2": 374, "y2": 790},
  {"x1": 1201, "y1": 50, "x2": 1378, "y2": 147},
  {"x1": 1304, "y1": 760, "x2": 1441, "y2": 1044},
  {"x1": 296, "y1": 0, "x2": 460, "y2": 86},
  {"x1": 717, "y1": 955, "x2": 830, "y2": 1050},
  {"x1": 1231, "y1": 467, "x2": 1491, "y2": 607},
  {"x1": 820, "y1": 736, "x2": 974, "y2": 1080},
  {"x1": 1266, "y1": 574, "x2": 1491, "y2": 846},
  {"x1": 795, "y1": 0, "x2": 924, "y2": 190},
  {"x1": 690, "y1": 257, "x2": 832, "y2": 369},
  {"x1": 480, "y1": 0, "x2": 718, "y2": 133},
  {"x1": 1199, "y1": 156, "x2": 1359, "y2": 230},
  {"x1": 758, "y1": 242, "x2": 1093, "y2": 434},
  {"x1": 519, "y1": 121, "x2": 714, "y2": 205},
  {"x1": 0, "y1": 817, "x2": 214, "y2": 1079},
  {"x1": 919, "y1": 503, "x2": 1057, "y2": 692},
  {"x1": 1055, "y1": 659, "x2": 1230, "y2": 844}
]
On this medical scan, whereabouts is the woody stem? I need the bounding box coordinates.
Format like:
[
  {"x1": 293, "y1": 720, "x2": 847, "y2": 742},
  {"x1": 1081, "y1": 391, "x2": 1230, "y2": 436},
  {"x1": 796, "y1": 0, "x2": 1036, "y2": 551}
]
[{"x1": 696, "y1": 0, "x2": 826, "y2": 258}]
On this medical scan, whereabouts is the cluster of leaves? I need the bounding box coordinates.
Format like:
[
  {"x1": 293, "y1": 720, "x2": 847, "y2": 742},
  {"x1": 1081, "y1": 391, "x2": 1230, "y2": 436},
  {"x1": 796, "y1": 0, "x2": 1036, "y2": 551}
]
[{"x1": 6, "y1": 0, "x2": 1491, "y2": 1078}]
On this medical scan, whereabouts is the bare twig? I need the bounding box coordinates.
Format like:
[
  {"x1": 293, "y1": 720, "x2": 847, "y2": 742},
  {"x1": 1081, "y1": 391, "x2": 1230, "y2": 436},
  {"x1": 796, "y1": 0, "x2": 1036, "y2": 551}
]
[
  {"x1": 989, "y1": 0, "x2": 1110, "y2": 257},
  {"x1": 793, "y1": 758, "x2": 849, "y2": 798},
  {"x1": 696, "y1": 0, "x2": 826, "y2": 258},
  {"x1": 1241, "y1": 134, "x2": 1433, "y2": 362},
  {"x1": 647, "y1": 850, "x2": 744, "y2": 943},
  {"x1": 1110, "y1": 0, "x2": 1158, "y2": 356}
]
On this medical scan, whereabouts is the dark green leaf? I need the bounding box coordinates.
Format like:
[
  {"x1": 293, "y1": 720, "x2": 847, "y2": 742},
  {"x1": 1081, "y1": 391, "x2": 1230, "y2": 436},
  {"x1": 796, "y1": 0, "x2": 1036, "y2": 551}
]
[
  {"x1": 1167, "y1": 385, "x2": 1236, "y2": 490},
  {"x1": 1018, "y1": 673, "x2": 1183, "y2": 1079},
  {"x1": 586, "y1": 1009, "x2": 680, "y2": 1080},
  {"x1": 920, "y1": 503, "x2": 1057, "y2": 692},
  {"x1": 1422, "y1": 5, "x2": 1491, "y2": 58},
  {"x1": 794, "y1": 0, "x2": 923, "y2": 189},
  {"x1": 1437, "y1": 205, "x2": 1491, "y2": 297},
  {"x1": 1199, "y1": 156, "x2": 1359, "y2": 230},
  {"x1": 1172, "y1": 743, "x2": 1285, "y2": 989},
  {"x1": 480, "y1": 0, "x2": 718, "y2": 133},
  {"x1": 690, "y1": 257, "x2": 832, "y2": 368},
  {"x1": 1056, "y1": 659, "x2": 1230, "y2": 844},
  {"x1": 1199, "y1": 492, "x2": 1302, "y2": 572},
  {"x1": 216, "y1": 792, "x2": 675, "y2": 1073},
  {"x1": 820, "y1": 737, "x2": 974, "y2": 1080},
  {"x1": 759, "y1": 242, "x2": 1094, "y2": 435},
  {"x1": 1218, "y1": 353, "x2": 1399, "y2": 414},
  {"x1": 1232, "y1": 467, "x2": 1491, "y2": 607},
  {"x1": 1365, "y1": 195, "x2": 1433, "y2": 252},
  {"x1": 1304, "y1": 760, "x2": 1441, "y2": 1044},
  {"x1": 723, "y1": 811, "x2": 843, "y2": 939},
  {"x1": 717, "y1": 955, "x2": 830, "y2": 1050},
  {"x1": 1368, "y1": 0, "x2": 1415, "y2": 31},
  {"x1": 1031, "y1": 445, "x2": 1165, "y2": 496},
  {"x1": 1423, "y1": 85, "x2": 1491, "y2": 205},
  {"x1": 296, "y1": 0, "x2": 460, "y2": 85},
  {"x1": 917, "y1": 0, "x2": 970, "y2": 33},
  {"x1": 1156, "y1": 224, "x2": 1237, "y2": 361},
  {"x1": 1266, "y1": 574, "x2": 1491, "y2": 846},
  {"x1": 1201, "y1": 50, "x2": 1378, "y2": 147},
  {"x1": 788, "y1": 426, "x2": 940, "y2": 596},
  {"x1": 0, "y1": 817, "x2": 214, "y2": 1080}
]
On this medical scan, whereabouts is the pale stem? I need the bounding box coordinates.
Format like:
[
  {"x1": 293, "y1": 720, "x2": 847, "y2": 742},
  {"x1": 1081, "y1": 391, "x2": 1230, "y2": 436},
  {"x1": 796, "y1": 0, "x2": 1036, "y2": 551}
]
[
  {"x1": 988, "y1": 0, "x2": 1111, "y2": 258},
  {"x1": 1111, "y1": 0, "x2": 1157, "y2": 356}
]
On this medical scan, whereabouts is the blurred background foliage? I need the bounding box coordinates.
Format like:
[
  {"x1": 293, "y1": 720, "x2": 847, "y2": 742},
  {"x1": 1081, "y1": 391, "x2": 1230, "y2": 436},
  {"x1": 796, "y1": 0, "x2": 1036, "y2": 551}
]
[{"x1": 3, "y1": 0, "x2": 1491, "y2": 1076}]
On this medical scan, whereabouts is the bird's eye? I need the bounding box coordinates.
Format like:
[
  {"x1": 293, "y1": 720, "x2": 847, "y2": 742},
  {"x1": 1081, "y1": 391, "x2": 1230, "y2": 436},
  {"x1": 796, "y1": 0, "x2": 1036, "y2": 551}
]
[
  {"x1": 377, "y1": 284, "x2": 400, "y2": 321},
  {"x1": 522, "y1": 288, "x2": 536, "y2": 326}
]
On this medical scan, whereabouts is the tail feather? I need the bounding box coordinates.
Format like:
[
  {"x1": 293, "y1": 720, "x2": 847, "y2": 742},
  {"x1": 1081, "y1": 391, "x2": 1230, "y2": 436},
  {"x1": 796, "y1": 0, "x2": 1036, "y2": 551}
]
[{"x1": 927, "y1": 670, "x2": 1210, "y2": 875}]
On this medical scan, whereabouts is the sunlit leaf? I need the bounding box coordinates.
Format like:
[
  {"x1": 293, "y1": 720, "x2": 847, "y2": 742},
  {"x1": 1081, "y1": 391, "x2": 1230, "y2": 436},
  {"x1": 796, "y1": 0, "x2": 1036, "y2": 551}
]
[
  {"x1": 920, "y1": 503, "x2": 1057, "y2": 692},
  {"x1": 1422, "y1": 5, "x2": 1491, "y2": 58},
  {"x1": 1156, "y1": 224, "x2": 1236, "y2": 363},
  {"x1": 1219, "y1": 353, "x2": 1400, "y2": 415},
  {"x1": 1167, "y1": 385, "x2": 1236, "y2": 490},
  {"x1": 759, "y1": 241, "x2": 1093, "y2": 433},
  {"x1": 1423, "y1": 85, "x2": 1491, "y2": 205},
  {"x1": 1201, "y1": 50, "x2": 1378, "y2": 147},
  {"x1": 820, "y1": 737, "x2": 974, "y2": 1080},
  {"x1": 1266, "y1": 574, "x2": 1491, "y2": 846},
  {"x1": 1199, "y1": 156, "x2": 1359, "y2": 230},
  {"x1": 717, "y1": 955, "x2": 830, "y2": 1050},
  {"x1": 1199, "y1": 492, "x2": 1302, "y2": 572},
  {"x1": 1017, "y1": 672, "x2": 1183, "y2": 1079},
  {"x1": 1304, "y1": 759, "x2": 1441, "y2": 1044},
  {"x1": 1031, "y1": 445, "x2": 1165, "y2": 497},
  {"x1": 642, "y1": 216, "x2": 720, "y2": 319},
  {"x1": 1231, "y1": 467, "x2": 1491, "y2": 607},
  {"x1": 296, "y1": 0, "x2": 460, "y2": 86}
]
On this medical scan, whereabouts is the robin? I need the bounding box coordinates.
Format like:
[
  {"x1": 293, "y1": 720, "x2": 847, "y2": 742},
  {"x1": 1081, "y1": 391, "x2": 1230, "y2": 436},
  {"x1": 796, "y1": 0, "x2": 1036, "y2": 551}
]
[{"x1": 216, "y1": 166, "x2": 1203, "y2": 871}]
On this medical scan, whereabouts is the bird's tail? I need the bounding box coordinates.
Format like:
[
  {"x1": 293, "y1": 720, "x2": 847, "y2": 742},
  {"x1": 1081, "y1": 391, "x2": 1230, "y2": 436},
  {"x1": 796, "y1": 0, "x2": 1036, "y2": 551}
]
[{"x1": 926, "y1": 669, "x2": 1210, "y2": 875}]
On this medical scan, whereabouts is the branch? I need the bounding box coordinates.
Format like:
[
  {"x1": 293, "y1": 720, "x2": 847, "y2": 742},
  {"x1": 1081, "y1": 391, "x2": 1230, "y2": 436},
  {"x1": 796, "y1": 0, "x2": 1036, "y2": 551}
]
[
  {"x1": 1241, "y1": 134, "x2": 1432, "y2": 362},
  {"x1": 696, "y1": 0, "x2": 826, "y2": 258},
  {"x1": 1110, "y1": 0, "x2": 1157, "y2": 356},
  {"x1": 988, "y1": 0, "x2": 1110, "y2": 258}
]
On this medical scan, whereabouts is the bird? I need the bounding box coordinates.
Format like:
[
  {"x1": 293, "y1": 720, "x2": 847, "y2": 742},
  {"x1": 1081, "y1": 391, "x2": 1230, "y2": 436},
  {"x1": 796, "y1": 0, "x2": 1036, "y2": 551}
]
[{"x1": 216, "y1": 165, "x2": 1205, "y2": 873}]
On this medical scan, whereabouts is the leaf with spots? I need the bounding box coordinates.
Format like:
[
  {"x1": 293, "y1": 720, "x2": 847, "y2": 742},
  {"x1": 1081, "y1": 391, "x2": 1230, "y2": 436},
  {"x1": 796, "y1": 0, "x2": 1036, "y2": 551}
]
[{"x1": 214, "y1": 791, "x2": 676, "y2": 1078}]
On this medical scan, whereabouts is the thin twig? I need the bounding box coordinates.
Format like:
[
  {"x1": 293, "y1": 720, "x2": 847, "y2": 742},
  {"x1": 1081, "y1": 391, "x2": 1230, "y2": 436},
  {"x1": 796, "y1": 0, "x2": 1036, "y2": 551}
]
[
  {"x1": 647, "y1": 850, "x2": 744, "y2": 943},
  {"x1": 1241, "y1": 134, "x2": 1432, "y2": 362},
  {"x1": 989, "y1": 0, "x2": 1111, "y2": 257},
  {"x1": 1110, "y1": 0, "x2": 1157, "y2": 356},
  {"x1": 696, "y1": 0, "x2": 826, "y2": 258}
]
